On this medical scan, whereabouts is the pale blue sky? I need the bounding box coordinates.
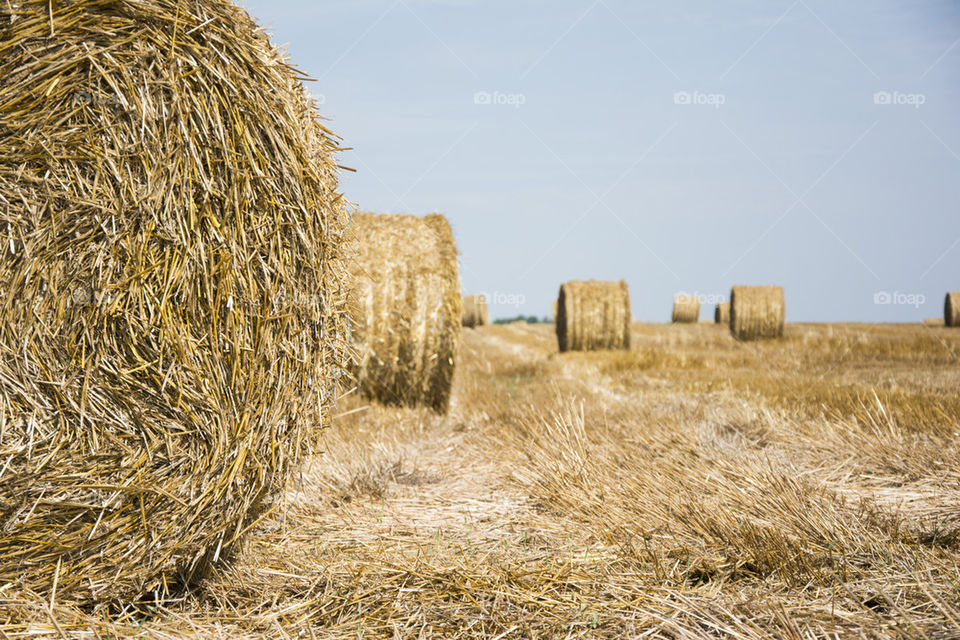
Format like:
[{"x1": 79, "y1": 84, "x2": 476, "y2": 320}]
[{"x1": 240, "y1": 0, "x2": 959, "y2": 322}]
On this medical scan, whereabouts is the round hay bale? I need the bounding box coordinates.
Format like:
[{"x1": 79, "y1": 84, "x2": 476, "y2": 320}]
[
  {"x1": 347, "y1": 213, "x2": 460, "y2": 413},
  {"x1": 715, "y1": 302, "x2": 731, "y2": 325},
  {"x1": 945, "y1": 292, "x2": 960, "y2": 327},
  {"x1": 0, "y1": 0, "x2": 349, "y2": 604},
  {"x1": 729, "y1": 286, "x2": 785, "y2": 340},
  {"x1": 672, "y1": 294, "x2": 701, "y2": 324},
  {"x1": 556, "y1": 281, "x2": 631, "y2": 352},
  {"x1": 462, "y1": 294, "x2": 489, "y2": 328}
]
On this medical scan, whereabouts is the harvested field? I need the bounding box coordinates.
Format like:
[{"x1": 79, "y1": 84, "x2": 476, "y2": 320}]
[{"x1": 4, "y1": 321, "x2": 959, "y2": 638}]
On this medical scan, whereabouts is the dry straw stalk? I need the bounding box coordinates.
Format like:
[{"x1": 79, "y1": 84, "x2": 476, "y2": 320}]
[
  {"x1": 556, "y1": 281, "x2": 631, "y2": 352},
  {"x1": 672, "y1": 294, "x2": 701, "y2": 323},
  {"x1": 945, "y1": 292, "x2": 960, "y2": 327},
  {"x1": 347, "y1": 213, "x2": 460, "y2": 413},
  {"x1": 715, "y1": 302, "x2": 731, "y2": 325},
  {"x1": 0, "y1": 0, "x2": 350, "y2": 605},
  {"x1": 730, "y1": 285, "x2": 785, "y2": 340},
  {"x1": 462, "y1": 294, "x2": 490, "y2": 328}
]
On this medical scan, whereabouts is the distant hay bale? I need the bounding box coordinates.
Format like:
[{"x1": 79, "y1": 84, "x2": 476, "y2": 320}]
[
  {"x1": 946, "y1": 293, "x2": 960, "y2": 327},
  {"x1": 715, "y1": 302, "x2": 731, "y2": 325},
  {"x1": 925, "y1": 317, "x2": 945, "y2": 327},
  {"x1": 347, "y1": 213, "x2": 460, "y2": 413},
  {"x1": 729, "y1": 286, "x2": 785, "y2": 340},
  {"x1": 462, "y1": 294, "x2": 489, "y2": 328},
  {"x1": 552, "y1": 300, "x2": 558, "y2": 322},
  {"x1": 0, "y1": 0, "x2": 349, "y2": 605},
  {"x1": 672, "y1": 294, "x2": 701, "y2": 324},
  {"x1": 556, "y1": 281, "x2": 631, "y2": 352}
]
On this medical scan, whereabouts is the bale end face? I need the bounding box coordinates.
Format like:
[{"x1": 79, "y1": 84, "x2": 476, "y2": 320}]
[
  {"x1": 0, "y1": 0, "x2": 349, "y2": 604},
  {"x1": 729, "y1": 286, "x2": 785, "y2": 341}
]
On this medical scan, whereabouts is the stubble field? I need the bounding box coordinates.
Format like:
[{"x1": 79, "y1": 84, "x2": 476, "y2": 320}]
[{"x1": 4, "y1": 322, "x2": 959, "y2": 639}]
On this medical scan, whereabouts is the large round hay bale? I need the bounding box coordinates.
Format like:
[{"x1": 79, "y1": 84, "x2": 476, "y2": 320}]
[
  {"x1": 462, "y1": 294, "x2": 489, "y2": 328},
  {"x1": 0, "y1": 0, "x2": 349, "y2": 604},
  {"x1": 715, "y1": 302, "x2": 731, "y2": 325},
  {"x1": 347, "y1": 213, "x2": 460, "y2": 413},
  {"x1": 556, "y1": 281, "x2": 631, "y2": 352},
  {"x1": 945, "y1": 292, "x2": 960, "y2": 327},
  {"x1": 672, "y1": 294, "x2": 700, "y2": 323},
  {"x1": 729, "y1": 286, "x2": 785, "y2": 340}
]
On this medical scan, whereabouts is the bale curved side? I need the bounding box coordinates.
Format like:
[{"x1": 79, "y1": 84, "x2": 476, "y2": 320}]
[
  {"x1": 462, "y1": 294, "x2": 490, "y2": 328},
  {"x1": 730, "y1": 286, "x2": 785, "y2": 340},
  {"x1": 945, "y1": 292, "x2": 960, "y2": 328},
  {"x1": 672, "y1": 295, "x2": 701, "y2": 323},
  {"x1": 715, "y1": 302, "x2": 731, "y2": 325},
  {"x1": 0, "y1": 0, "x2": 349, "y2": 605},
  {"x1": 556, "y1": 281, "x2": 631, "y2": 352},
  {"x1": 348, "y1": 213, "x2": 460, "y2": 413}
]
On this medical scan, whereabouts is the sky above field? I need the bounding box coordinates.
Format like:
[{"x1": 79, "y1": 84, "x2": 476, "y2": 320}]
[{"x1": 240, "y1": 0, "x2": 959, "y2": 322}]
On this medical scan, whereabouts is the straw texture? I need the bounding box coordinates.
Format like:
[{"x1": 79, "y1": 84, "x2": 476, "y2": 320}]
[
  {"x1": 0, "y1": 0, "x2": 349, "y2": 605},
  {"x1": 556, "y1": 281, "x2": 631, "y2": 352},
  {"x1": 347, "y1": 213, "x2": 460, "y2": 413},
  {"x1": 945, "y1": 293, "x2": 960, "y2": 328},
  {"x1": 462, "y1": 294, "x2": 489, "y2": 328},
  {"x1": 715, "y1": 302, "x2": 731, "y2": 325},
  {"x1": 730, "y1": 286, "x2": 785, "y2": 341},
  {"x1": 672, "y1": 294, "x2": 700, "y2": 324}
]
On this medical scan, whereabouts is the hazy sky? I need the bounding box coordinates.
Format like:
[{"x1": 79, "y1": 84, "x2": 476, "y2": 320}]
[{"x1": 240, "y1": 0, "x2": 959, "y2": 322}]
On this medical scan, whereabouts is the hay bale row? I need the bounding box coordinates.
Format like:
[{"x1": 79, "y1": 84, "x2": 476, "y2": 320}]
[
  {"x1": 462, "y1": 294, "x2": 490, "y2": 328},
  {"x1": 347, "y1": 213, "x2": 460, "y2": 413},
  {"x1": 946, "y1": 292, "x2": 960, "y2": 327},
  {"x1": 715, "y1": 302, "x2": 731, "y2": 325},
  {"x1": 556, "y1": 281, "x2": 631, "y2": 352},
  {"x1": 0, "y1": 0, "x2": 350, "y2": 604},
  {"x1": 672, "y1": 294, "x2": 700, "y2": 323},
  {"x1": 730, "y1": 286, "x2": 785, "y2": 340}
]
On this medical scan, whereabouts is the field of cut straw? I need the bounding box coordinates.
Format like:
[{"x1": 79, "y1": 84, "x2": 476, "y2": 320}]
[{"x1": 4, "y1": 321, "x2": 959, "y2": 639}]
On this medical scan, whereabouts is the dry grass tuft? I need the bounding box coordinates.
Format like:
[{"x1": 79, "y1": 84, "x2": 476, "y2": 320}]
[
  {"x1": 0, "y1": 0, "x2": 349, "y2": 606},
  {"x1": 556, "y1": 280, "x2": 631, "y2": 352},
  {"x1": 730, "y1": 285, "x2": 786, "y2": 340},
  {"x1": 347, "y1": 212, "x2": 461, "y2": 413},
  {"x1": 462, "y1": 294, "x2": 489, "y2": 328}
]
